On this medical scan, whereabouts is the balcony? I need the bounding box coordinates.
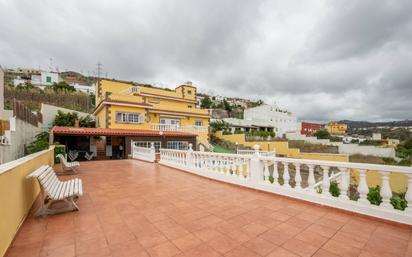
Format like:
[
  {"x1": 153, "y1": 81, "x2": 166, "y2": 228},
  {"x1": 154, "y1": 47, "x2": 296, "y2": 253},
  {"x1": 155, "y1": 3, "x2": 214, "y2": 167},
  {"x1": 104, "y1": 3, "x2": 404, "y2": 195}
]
[
  {"x1": 5, "y1": 158, "x2": 412, "y2": 257},
  {"x1": 151, "y1": 123, "x2": 209, "y2": 133}
]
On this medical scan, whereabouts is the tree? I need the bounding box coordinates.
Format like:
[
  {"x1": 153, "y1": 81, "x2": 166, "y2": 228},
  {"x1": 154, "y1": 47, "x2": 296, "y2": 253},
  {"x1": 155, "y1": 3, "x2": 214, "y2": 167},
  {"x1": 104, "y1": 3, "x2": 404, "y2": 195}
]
[
  {"x1": 53, "y1": 111, "x2": 78, "y2": 126},
  {"x1": 79, "y1": 115, "x2": 95, "y2": 128},
  {"x1": 223, "y1": 99, "x2": 233, "y2": 112},
  {"x1": 51, "y1": 81, "x2": 76, "y2": 92},
  {"x1": 200, "y1": 95, "x2": 213, "y2": 109},
  {"x1": 314, "y1": 130, "x2": 331, "y2": 139}
]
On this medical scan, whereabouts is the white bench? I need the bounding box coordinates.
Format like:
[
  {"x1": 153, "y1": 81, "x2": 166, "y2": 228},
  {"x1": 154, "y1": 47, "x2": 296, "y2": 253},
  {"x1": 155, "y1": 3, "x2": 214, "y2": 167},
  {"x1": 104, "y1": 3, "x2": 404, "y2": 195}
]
[
  {"x1": 27, "y1": 165, "x2": 83, "y2": 216},
  {"x1": 57, "y1": 153, "x2": 80, "y2": 174}
]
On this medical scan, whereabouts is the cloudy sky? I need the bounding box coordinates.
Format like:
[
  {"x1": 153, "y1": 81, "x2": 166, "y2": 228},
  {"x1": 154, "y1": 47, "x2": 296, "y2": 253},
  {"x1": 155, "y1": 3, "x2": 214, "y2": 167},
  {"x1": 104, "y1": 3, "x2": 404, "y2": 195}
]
[{"x1": 1, "y1": 0, "x2": 411, "y2": 122}]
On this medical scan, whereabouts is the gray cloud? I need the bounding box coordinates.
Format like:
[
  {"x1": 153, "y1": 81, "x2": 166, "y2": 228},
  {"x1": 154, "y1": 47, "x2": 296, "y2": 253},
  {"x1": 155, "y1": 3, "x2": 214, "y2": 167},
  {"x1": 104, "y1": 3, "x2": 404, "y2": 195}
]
[{"x1": 0, "y1": 0, "x2": 411, "y2": 122}]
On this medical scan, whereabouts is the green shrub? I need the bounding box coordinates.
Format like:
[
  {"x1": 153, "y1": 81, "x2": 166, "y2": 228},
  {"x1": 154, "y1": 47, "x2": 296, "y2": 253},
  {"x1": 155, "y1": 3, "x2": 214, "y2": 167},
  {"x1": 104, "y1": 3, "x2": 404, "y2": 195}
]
[
  {"x1": 391, "y1": 192, "x2": 408, "y2": 211},
  {"x1": 54, "y1": 145, "x2": 66, "y2": 163},
  {"x1": 222, "y1": 131, "x2": 233, "y2": 135},
  {"x1": 25, "y1": 131, "x2": 50, "y2": 155},
  {"x1": 53, "y1": 110, "x2": 78, "y2": 126},
  {"x1": 314, "y1": 130, "x2": 330, "y2": 139},
  {"x1": 210, "y1": 120, "x2": 230, "y2": 132},
  {"x1": 367, "y1": 186, "x2": 382, "y2": 205},
  {"x1": 329, "y1": 181, "x2": 340, "y2": 197}
]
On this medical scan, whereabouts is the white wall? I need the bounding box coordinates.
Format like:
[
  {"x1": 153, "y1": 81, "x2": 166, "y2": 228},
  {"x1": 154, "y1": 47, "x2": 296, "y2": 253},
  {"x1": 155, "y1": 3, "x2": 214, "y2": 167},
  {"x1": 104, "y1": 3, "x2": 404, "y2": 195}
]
[
  {"x1": 285, "y1": 132, "x2": 396, "y2": 158},
  {"x1": 0, "y1": 118, "x2": 42, "y2": 164},
  {"x1": 40, "y1": 103, "x2": 92, "y2": 130}
]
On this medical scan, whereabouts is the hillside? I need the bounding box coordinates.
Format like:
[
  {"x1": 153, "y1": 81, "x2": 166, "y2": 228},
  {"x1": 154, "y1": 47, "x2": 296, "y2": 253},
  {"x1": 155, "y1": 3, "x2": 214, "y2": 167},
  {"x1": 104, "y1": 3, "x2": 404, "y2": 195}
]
[{"x1": 340, "y1": 120, "x2": 412, "y2": 129}]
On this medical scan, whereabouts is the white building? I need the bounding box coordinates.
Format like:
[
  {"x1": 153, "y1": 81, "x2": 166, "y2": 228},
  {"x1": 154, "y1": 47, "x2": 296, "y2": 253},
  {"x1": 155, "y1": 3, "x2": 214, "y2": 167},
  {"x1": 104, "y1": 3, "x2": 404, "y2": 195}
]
[
  {"x1": 31, "y1": 71, "x2": 60, "y2": 87},
  {"x1": 244, "y1": 104, "x2": 298, "y2": 136},
  {"x1": 71, "y1": 83, "x2": 95, "y2": 94}
]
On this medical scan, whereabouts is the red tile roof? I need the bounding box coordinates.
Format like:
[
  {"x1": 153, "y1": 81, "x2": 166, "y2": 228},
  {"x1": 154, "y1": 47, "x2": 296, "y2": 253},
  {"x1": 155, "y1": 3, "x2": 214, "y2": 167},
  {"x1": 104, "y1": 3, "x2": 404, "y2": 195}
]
[{"x1": 52, "y1": 126, "x2": 196, "y2": 137}]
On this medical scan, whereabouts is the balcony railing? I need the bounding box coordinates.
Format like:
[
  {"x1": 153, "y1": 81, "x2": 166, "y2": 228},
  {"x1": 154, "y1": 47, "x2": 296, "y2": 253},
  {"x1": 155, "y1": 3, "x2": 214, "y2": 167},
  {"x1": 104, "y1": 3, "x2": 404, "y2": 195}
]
[
  {"x1": 151, "y1": 123, "x2": 209, "y2": 133},
  {"x1": 237, "y1": 149, "x2": 276, "y2": 157},
  {"x1": 132, "y1": 143, "x2": 156, "y2": 162},
  {"x1": 158, "y1": 144, "x2": 412, "y2": 225}
]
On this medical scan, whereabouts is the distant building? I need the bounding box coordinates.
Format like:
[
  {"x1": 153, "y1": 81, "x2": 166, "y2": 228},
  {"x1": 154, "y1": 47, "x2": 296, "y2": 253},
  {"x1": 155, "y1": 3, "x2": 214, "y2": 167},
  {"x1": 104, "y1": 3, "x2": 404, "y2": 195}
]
[
  {"x1": 71, "y1": 83, "x2": 95, "y2": 94},
  {"x1": 386, "y1": 138, "x2": 400, "y2": 147},
  {"x1": 12, "y1": 70, "x2": 60, "y2": 88},
  {"x1": 244, "y1": 104, "x2": 298, "y2": 136},
  {"x1": 372, "y1": 133, "x2": 382, "y2": 141},
  {"x1": 300, "y1": 121, "x2": 323, "y2": 136},
  {"x1": 325, "y1": 121, "x2": 347, "y2": 135},
  {"x1": 31, "y1": 71, "x2": 60, "y2": 86}
]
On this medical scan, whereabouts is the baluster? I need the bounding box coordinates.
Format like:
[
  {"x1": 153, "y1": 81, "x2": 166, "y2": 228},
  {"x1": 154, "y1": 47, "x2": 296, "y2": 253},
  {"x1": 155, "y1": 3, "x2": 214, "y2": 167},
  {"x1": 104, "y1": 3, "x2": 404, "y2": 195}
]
[
  {"x1": 235, "y1": 158, "x2": 241, "y2": 177},
  {"x1": 272, "y1": 162, "x2": 279, "y2": 185},
  {"x1": 380, "y1": 171, "x2": 393, "y2": 208},
  {"x1": 307, "y1": 165, "x2": 315, "y2": 191},
  {"x1": 338, "y1": 167, "x2": 350, "y2": 200},
  {"x1": 231, "y1": 158, "x2": 237, "y2": 176},
  {"x1": 240, "y1": 158, "x2": 246, "y2": 178},
  {"x1": 321, "y1": 166, "x2": 331, "y2": 196},
  {"x1": 405, "y1": 175, "x2": 412, "y2": 213},
  {"x1": 295, "y1": 164, "x2": 302, "y2": 189},
  {"x1": 357, "y1": 169, "x2": 369, "y2": 204},
  {"x1": 225, "y1": 157, "x2": 231, "y2": 174},
  {"x1": 263, "y1": 160, "x2": 270, "y2": 183},
  {"x1": 283, "y1": 162, "x2": 291, "y2": 188}
]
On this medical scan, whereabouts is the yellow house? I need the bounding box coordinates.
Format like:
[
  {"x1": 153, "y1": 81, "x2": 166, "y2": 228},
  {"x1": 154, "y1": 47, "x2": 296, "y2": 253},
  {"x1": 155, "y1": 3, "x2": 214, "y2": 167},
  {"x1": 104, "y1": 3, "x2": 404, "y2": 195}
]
[
  {"x1": 325, "y1": 121, "x2": 347, "y2": 135},
  {"x1": 91, "y1": 79, "x2": 210, "y2": 157}
]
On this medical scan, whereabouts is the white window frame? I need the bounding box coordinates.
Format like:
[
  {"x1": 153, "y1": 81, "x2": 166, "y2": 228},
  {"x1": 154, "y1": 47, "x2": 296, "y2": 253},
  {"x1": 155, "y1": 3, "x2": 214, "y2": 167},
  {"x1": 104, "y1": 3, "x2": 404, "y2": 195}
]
[
  {"x1": 166, "y1": 141, "x2": 189, "y2": 150},
  {"x1": 116, "y1": 112, "x2": 144, "y2": 124}
]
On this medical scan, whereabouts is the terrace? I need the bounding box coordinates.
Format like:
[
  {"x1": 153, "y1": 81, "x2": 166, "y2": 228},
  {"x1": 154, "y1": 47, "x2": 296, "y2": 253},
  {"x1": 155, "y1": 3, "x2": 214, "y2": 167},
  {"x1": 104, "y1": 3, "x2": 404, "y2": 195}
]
[{"x1": 4, "y1": 156, "x2": 412, "y2": 257}]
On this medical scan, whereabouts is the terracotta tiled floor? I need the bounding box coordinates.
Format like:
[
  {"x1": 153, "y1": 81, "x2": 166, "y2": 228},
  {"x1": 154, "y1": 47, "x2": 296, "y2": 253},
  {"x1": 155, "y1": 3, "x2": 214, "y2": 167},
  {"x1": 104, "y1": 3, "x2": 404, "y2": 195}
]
[{"x1": 6, "y1": 160, "x2": 412, "y2": 257}]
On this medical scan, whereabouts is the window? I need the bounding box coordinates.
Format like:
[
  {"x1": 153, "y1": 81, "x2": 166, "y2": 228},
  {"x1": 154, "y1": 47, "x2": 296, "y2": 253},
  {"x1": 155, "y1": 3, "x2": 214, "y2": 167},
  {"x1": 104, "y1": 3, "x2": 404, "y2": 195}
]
[
  {"x1": 187, "y1": 90, "x2": 192, "y2": 95},
  {"x1": 167, "y1": 141, "x2": 189, "y2": 150},
  {"x1": 188, "y1": 105, "x2": 192, "y2": 108},
  {"x1": 133, "y1": 141, "x2": 161, "y2": 152},
  {"x1": 116, "y1": 112, "x2": 143, "y2": 124},
  {"x1": 195, "y1": 120, "x2": 203, "y2": 126},
  {"x1": 46, "y1": 76, "x2": 52, "y2": 83}
]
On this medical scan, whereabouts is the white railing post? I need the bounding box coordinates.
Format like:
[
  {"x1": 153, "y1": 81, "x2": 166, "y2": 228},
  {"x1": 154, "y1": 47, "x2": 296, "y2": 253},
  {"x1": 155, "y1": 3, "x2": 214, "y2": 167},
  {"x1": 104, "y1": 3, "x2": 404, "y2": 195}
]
[
  {"x1": 249, "y1": 144, "x2": 263, "y2": 185},
  {"x1": 294, "y1": 164, "x2": 302, "y2": 189},
  {"x1": 150, "y1": 142, "x2": 156, "y2": 161},
  {"x1": 338, "y1": 167, "x2": 350, "y2": 200},
  {"x1": 263, "y1": 160, "x2": 270, "y2": 183},
  {"x1": 380, "y1": 171, "x2": 393, "y2": 208},
  {"x1": 283, "y1": 162, "x2": 291, "y2": 188},
  {"x1": 405, "y1": 174, "x2": 412, "y2": 213},
  {"x1": 186, "y1": 144, "x2": 194, "y2": 168},
  {"x1": 321, "y1": 166, "x2": 331, "y2": 196},
  {"x1": 272, "y1": 161, "x2": 279, "y2": 185},
  {"x1": 307, "y1": 165, "x2": 316, "y2": 192},
  {"x1": 358, "y1": 169, "x2": 369, "y2": 204}
]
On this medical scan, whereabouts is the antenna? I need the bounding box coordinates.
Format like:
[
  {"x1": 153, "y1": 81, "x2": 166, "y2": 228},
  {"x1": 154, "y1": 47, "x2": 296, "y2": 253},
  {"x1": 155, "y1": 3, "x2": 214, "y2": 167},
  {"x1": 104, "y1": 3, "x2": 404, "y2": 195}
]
[
  {"x1": 49, "y1": 57, "x2": 53, "y2": 72},
  {"x1": 96, "y1": 61, "x2": 102, "y2": 79}
]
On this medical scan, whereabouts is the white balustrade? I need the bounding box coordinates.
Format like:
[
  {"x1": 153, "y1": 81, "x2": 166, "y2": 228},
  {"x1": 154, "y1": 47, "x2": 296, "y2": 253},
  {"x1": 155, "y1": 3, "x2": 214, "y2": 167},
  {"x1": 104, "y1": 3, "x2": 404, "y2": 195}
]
[
  {"x1": 151, "y1": 124, "x2": 209, "y2": 133},
  {"x1": 237, "y1": 149, "x2": 276, "y2": 157},
  {"x1": 157, "y1": 144, "x2": 412, "y2": 225},
  {"x1": 132, "y1": 142, "x2": 156, "y2": 162}
]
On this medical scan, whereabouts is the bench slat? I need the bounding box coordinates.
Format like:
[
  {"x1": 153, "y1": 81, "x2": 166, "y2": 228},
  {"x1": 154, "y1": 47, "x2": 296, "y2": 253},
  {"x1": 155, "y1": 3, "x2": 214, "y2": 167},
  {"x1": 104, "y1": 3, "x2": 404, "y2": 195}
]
[{"x1": 27, "y1": 165, "x2": 49, "y2": 178}]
